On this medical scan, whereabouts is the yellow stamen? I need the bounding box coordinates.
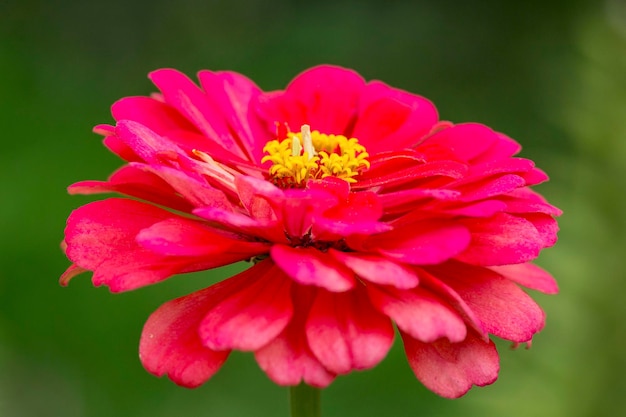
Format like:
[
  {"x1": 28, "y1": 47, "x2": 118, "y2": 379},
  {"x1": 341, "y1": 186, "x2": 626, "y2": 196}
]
[{"x1": 261, "y1": 124, "x2": 370, "y2": 188}]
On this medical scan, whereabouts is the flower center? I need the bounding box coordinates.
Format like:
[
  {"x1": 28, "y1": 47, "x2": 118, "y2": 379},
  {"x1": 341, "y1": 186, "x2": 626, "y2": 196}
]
[{"x1": 261, "y1": 124, "x2": 370, "y2": 188}]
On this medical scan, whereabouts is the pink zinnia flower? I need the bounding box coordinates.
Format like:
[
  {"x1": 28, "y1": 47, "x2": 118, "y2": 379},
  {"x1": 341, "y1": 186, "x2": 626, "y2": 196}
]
[{"x1": 61, "y1": 65, "x2": 560, "y2": 398}]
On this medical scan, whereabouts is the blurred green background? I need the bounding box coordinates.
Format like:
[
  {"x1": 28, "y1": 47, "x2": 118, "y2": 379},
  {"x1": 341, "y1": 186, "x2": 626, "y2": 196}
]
[{"x1": 1, "y1": 0, "x2": 624, "y2": 416}]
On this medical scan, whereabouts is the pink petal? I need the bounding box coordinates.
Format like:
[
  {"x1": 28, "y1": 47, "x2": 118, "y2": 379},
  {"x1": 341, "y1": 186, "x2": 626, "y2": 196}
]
[
  {"x1": 68, "y1": 165, "x2": 194, "y2": 213},
  {"x1": 429, "y1": 262, "x2": 545, "y2": 342},
  {"x1": 378, "y1": 188, "x2": 461, "y2": 213},
  {"x1": 137, "y1": 162, "x2": 233, "y2": 209},
  {"x1": 235, "y1": 175, "x2": 284, "y2": 222},
  {"x1": 473, "y1": 132, "x2": 521, "y2": 162},
  {"x1": 192, "y1": 206, "x2": 286, "y2": 243},
  {"x1": 443, "y1": 200, "x2": 507, "y2": 217},
  {"x1": 271, "y1": 245, "x2": 355, "y2": 292},
  {"x1": 354, "y1": 160, "x2": 466, "y2": 190},
  {"x1": 402, "y1": 332, "x2": 499, "y2": 398},
  {"x1": 136, "y1": 217, "x2": 266, "y2": 257},
  {"x1": 354, "y1": 81, "x2": 438, "y2": 153},
  {"x1": 112, "y1": 96, "x2": 199, "y2": 135},
  {"x1": 281, "y1": 188, "x2": 339, "y2": 238},
  {"x1": 457, "y1": 174, "x2": 526, "y2": 202},
  {"x1": 64, "y1": 198, "x2": 188, "y2": 292},
  {"x1": 417, "y1": 269, "x2": 487, "y2": 339},
  {"x1": 313, "y1": 191, "x2": 391, "y2": 237},
  {"x1": 149, "y1": 68, "x2": 248, "y2": 160},
  {"x1": 306, "y1": 287, "x2": 394, "y2": 374},
  {"x1": 367, "y1": 285, "x2": 467, "y2": 343},
  {"x1": 114, "y1": 120, "x2": 185, "y2": 164},
  {"x1": 102, "y1": 135, "x2": 143, "y2": 162},
  {"x1": 139, "y1": 277, "x2": 247, "y2": 387},
  {"x1": 489, "y1": 263, "x2": 559, "y2": 294},
  {"x1": 521, "y1": 213, "x2": 559, "y2": 248},
  {"x1": 352, "y1": 97, "x2": 413, "y2": 152},
  {"x1": 521, "y1": 167, "x2": 549, "y2": 186},
  {"x1": 198, "y1": 70, "x2": 267, "y2": 162},
  {"x1": 420, "y1": 123, "x2": 498, "y2": 162},
  {"x1": 255, "y1": 285, "x2": 336, "y2": 387},
  {"x1": 458, "y1": 213, "x2": 544, "y2": 265},
  {"x1": 367, "y1": 221, "x2": 471, "y2": 265},
  {"x1": 467, "y1": 157, "x2": 535, "y2": 177},
  {"x1": 199, "y1": 261, "x2": 293, "y2": 351},
  {"x1": 329, "y1": 250, "x2": 419, "y2": 289},
  {"x1": 286, "y1": 65, "x2": 365, "y2": 134}
]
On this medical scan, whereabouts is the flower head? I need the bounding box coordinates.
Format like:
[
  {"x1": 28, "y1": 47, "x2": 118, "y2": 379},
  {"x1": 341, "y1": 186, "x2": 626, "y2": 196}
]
[{"x1": 61, "y1": 65, "x2": 561, "y2": 398}]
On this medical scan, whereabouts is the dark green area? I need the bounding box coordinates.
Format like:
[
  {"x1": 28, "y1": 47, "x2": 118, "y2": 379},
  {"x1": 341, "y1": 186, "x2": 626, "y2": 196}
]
[{"x1": 2, "y1": 0, "x2": 625, "y2": 416}]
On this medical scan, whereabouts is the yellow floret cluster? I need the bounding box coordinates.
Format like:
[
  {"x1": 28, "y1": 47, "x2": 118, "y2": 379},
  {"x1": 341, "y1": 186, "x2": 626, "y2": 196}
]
[{"x1": 261, "y1": 129, "x2": 370, "y2": 188}]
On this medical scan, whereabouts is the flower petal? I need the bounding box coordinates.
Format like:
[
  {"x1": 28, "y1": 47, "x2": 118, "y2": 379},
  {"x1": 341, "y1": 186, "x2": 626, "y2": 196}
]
[
  {"x1": 429, "y1": 262, "x2": 545, "y2": 342},
  {"x1": 367, "y1": 285, "x2": 467, "y2": 343},
  {"x1": 139, "y1": 277, "x2": 245, "y2": 387},
  {"x1": 149, "y1": 68, "x2": 249, "y2": 160},
  {"x1": 115, "y1": 120, "x2": 184, "y2": 165},
  {"x1": 199, "y1": 261, "x2": 293, "y2": 351},
  {"x1": 68, "y1": 164, "x2": 195, "y2": 213},
  {"x1": 198, "y1": 70, "x2": 267, "y2": 162},
  {"x1": 489, "y1": 263, "x2": 559, "y2": 294},
  {"x1": 420, "y1": 123, "x2": 499, "y2": 162},
  {"x1": 366, "y1": 221, "x2": 471, "y2": 265},
  {"x1": 267, "y1": 65, "x2": 365, "y2": 134},
  {"x1": 402, "y1": 332, "x2": 499, "y2": 398},
  {"x1": 112, "y1": 96, "x2": 199, "y2": 135},
  {"x1": 271, "y1": 245, "x2": 355, "y2": 292},
  {"x1": 329, "y1": 250, "x2": 419, "y2": 289},
  {"x1": 354, "y1": 81, "x2": 438, "y2": 153},
  {"x1": 136, "y1": 217, "x2": 266, "y2": 258},
  {"x1": 458, "y1": 213, "x2": 544, "y2": 265},
  {"x1": 235, "y1": 175, "x2": 284, "y2": 222},
  {"x1": 64, "y1": 198, "x2": 192, "y2": 292},
  {"x1": 255, "y1": 285, "x2": 336, "y2": 387},
  {"x1": 306, "y1": 287, "x2": 394, "y2": 374}
]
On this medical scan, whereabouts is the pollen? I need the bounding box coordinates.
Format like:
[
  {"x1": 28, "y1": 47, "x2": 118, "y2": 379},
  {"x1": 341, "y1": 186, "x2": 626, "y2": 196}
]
[{"x1": 261, "y1": 124, "x2": 370, "y2": 188}]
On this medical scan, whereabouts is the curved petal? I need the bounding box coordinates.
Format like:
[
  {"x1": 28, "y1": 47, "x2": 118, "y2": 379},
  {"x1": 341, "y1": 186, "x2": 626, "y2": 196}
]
[
  {"x1": 68, "y1": 164, "x2": 195, "y2": 213},
  {"x1": 428, "y1": 262, "x2": 545, "y2": 343},
  {"x1": 402, "y1": 332, "x2": 499, "y2": 398},
  {"x1": 455, "y1": 174, "x2": 526, "y2": 202},
  {"x1": 354, "y1": 81, "x2": 438, "y2": 153},
  {"x1": 149, "y1": 68, "x2": 248, "y2": 160},
  {"x1": 366, "y1": 221, "x2": 471, "y2": 265},
  {"x1": 255, "y1": 285, "x2": 336, "y2": 387},
  {"x1": 112, "y1": 96, "x2": 199, "y2": 135},
  {"x1": 64, "y1": 198, "x2": 192, "y2": 292},
  {"x1": 458, "y1": 213, "x2": 544, "y2": 265},
  {"x1": 521, "y1": 213, "x2": 559, "y2": 248},
  {"x1": 199, "y1": 262, "x2": 293, "y2": 351},
  {"x1": 329, "y1": 250, "x2": 419, "y2": 289},
  {"x1": 115, "y1": 120, "x2": 185, "y2": 165},
  {"x1": 489, "y1": 263, "x2": 559, "y2": 294},
  {"x1": 136, "y1": 217, "x2": 266, "y2": 258},
  {"x1": 198, "y1": 70, "x2": 267, "y2": 162},
  {"x1": 420, "y1": 123, "x2": 499, "y2": 163},
  {"x1": 306, "y1": 286, "x2": 394, "y2": 374},
  {"x1": 235, "y1": 175, "x2": 284, "y2": 222},
  {"x1": 139, "y1": 277, "x2": 248, "y2": 387},
  {"x1": 367, "y1": 285, "x2": 467, "y2": 343},
  {"x1": 262, "y1": 65, "x2": 365, "y2": 134},
  {"x1": 271, "y1": 245, "x2": 355, "y2": 292}
]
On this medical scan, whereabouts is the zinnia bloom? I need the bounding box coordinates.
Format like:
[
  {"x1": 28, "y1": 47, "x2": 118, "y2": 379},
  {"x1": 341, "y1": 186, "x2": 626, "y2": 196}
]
[{"x1": 61, "y1": 65, "x2": 560, "y2": 398}]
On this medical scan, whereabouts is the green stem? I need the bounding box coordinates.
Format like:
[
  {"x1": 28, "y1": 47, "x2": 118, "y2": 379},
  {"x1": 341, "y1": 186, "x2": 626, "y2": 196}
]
[{"x1": 289, "y1": 384, "x2": 321, "y2": 417}]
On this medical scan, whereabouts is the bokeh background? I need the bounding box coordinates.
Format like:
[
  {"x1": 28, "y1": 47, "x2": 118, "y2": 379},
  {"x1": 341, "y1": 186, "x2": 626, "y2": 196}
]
[{"x1": 1, "y1": 0, "x2": 625, "y2": 416}]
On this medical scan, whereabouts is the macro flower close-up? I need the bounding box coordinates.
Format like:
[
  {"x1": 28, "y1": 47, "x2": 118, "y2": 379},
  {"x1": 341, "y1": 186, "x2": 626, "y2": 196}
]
[{"x1": 60, "y1": 65, "x2": 560, "y2": 400}]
